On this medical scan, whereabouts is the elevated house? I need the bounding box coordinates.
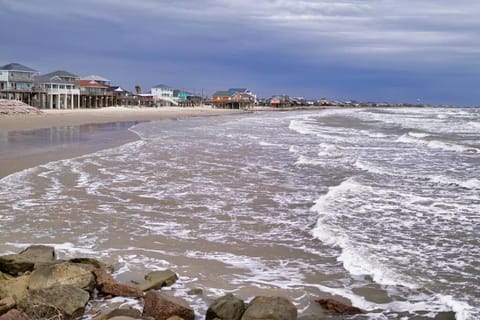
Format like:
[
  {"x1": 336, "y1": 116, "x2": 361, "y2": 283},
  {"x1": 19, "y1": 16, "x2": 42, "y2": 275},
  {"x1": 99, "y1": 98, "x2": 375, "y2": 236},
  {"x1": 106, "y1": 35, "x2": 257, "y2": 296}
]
[
  {"x1": 270, "y1": 95, "x2": 291, "y2": 107},
  {"x1": 174, "y1": 90, "x2": 202, "y2": 107},
  {"x1": 151, "y1": 84, "x2": 178, "y2": 106},
  {"x1": 212, "y1": 88, "x2": 256, "y2": 109},
  {"x1": 33, "y1": 70, "x2": 80, "y2": 109},
  {"x1": 0, "y1": 63, "x2": 39, "y2": 104},
  {"x1": 78, "y1": 76, "x2": 112, "y2": 108}
]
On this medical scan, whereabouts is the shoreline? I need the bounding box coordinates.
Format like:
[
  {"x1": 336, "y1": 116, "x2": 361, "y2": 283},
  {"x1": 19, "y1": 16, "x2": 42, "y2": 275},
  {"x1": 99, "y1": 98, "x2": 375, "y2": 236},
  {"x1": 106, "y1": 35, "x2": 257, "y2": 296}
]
[{"x1": 0, "y1": 106, "x2": 245, "y2": 179}]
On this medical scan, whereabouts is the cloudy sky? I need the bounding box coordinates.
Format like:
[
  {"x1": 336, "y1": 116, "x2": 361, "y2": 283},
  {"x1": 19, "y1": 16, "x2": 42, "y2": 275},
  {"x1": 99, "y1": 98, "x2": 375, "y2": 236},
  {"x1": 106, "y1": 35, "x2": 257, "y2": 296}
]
[{"x1": 1, "y1": 0, "x2": 479, "y2": 105}]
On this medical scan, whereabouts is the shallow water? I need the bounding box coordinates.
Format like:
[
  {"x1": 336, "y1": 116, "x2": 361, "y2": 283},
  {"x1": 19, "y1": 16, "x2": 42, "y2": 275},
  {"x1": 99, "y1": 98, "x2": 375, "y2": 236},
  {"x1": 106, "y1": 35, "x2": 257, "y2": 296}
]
[{"x1": 0, "y1": 108, "x2": 478, "y2": 319}]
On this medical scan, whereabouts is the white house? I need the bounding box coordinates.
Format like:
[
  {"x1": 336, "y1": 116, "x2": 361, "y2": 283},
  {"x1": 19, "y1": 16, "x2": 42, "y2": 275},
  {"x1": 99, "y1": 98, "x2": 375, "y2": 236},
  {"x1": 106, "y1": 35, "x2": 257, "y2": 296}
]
[
  {"x1": 151, "y1": 84, "x2": 178, "y2": 106},
  {"x1": 0, "y1": 63, "x2": 39, "y2": 102},
  {"x1": 34, "y1": 70, "x2": 81, "y2": 109}
]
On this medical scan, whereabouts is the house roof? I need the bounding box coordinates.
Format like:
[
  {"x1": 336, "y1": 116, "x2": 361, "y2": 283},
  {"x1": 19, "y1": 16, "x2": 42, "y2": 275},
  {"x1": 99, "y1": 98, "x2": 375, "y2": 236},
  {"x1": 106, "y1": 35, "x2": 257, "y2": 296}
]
[
  {"x1": 212, "y1": 91, "x2": 233, "y2": 97},
  {"x1": 228, "y1": 88, "x2": 247, "y2": 94},
  {"x1": 35, "y1": 70, "x2": 79, "y2": 84},
  {"x1": 152, "y1": 84, "x2": 173, "y2": 89},
  {"x1": 78, "y1": 80, "x2": 109, "y2": 88},
  {"x1": 81, "y1": 75, "x2": 110, "y2": 82},
  {"x1": 0, "y1": 63, "x2": 38, "y2": 73}
]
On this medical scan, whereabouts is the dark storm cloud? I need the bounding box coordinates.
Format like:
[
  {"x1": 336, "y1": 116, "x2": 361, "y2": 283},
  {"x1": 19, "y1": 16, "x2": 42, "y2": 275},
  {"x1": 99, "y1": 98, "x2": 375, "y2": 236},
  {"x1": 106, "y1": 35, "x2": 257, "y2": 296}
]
[{"x1": 1, "y1": 0, "x2": 479, "y2": 105}]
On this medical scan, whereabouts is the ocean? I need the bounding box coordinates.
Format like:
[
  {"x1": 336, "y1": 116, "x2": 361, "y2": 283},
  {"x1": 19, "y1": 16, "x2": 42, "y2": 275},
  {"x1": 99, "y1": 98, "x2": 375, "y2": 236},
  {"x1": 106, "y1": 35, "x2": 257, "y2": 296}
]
[{"x1": 0, "y1": 107, "x2": 478, "y2": 319}]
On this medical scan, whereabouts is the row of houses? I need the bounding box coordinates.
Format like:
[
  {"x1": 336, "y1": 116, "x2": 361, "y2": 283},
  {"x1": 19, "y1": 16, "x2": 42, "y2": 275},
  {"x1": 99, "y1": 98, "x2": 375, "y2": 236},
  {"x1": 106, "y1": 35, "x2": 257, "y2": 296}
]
[
  {"x1": 0, "y1": 63, "x2": 205, "y2": 109},
  {"x1": 1, "y1": 62, "x2": 329, "y2": 110}
]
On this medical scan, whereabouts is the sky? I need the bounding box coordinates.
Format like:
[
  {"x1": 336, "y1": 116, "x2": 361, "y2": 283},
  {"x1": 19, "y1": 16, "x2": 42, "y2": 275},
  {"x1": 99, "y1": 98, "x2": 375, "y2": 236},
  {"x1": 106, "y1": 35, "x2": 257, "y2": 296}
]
[{"x1": 1, "y1": 0, "x2": 479, "y2": 105}]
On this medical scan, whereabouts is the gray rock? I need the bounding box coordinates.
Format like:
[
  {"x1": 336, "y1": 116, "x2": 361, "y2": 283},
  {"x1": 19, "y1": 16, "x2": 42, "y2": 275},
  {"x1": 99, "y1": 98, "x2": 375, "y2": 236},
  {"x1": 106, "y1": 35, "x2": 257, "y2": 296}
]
[
  {"x1": 0, "y1": 246, "x2": 55, "y2": 275},
  {"x1": 241, "y1": 296, "x2": 297, "y2": 320},
  {"x1": 107, "y1": 308, "x2": 142, "y2": 319},
  {"x1": 0, "y1": 274, "x2": 30, "y2": 301},
  {"x1": 206, "y1": 293, "x2": 246, "y2": 320},
  {"x1": 18, "y1": 285, "x2": 90, "y2": 319},
  {"x1": 187, "y1": 288, "x2": 203, "y2": 296},
  {"x1": 138, "y1": 270, "x2": 178, "y2": 291},
  {"x1": 28, "y1": 262, "x2": 96, "y2": 293},
  {"x1": 143, "y1": 290, "x2": 195, "y2": 320},
  {"x1": 69, "y1": 257, "x2": 114, "y2": 272}
]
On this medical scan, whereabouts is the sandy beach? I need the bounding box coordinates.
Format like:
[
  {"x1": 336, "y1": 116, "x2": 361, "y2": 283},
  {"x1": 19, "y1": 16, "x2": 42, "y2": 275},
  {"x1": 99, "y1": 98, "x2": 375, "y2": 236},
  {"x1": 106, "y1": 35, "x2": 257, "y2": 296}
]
[
  {"x1": 0, "y1": 106, "x2": 244, "y2": 178},
  {"x1": 0, "y1": 106, "x2": 243, "y2": 133}
]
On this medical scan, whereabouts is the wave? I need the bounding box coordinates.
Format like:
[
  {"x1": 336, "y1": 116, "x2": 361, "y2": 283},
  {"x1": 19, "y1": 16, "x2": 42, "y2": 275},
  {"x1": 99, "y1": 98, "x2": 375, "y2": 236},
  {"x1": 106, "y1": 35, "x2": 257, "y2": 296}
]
[
  {"x1": 310, "y1": 178, "x2": 417, "y2": 288},
  {"x1": 397, "y1": 133, "x2": 479, "y2": 153}
]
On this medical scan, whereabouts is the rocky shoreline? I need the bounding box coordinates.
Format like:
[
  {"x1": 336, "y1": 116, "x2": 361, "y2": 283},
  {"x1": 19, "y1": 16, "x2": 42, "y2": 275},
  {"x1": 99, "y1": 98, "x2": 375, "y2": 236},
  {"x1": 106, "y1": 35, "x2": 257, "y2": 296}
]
[
  {"x1": 0, "y1": 100, "x2": 43, "y2": 116},
  {"x1": 0, "y1": 246, "x2": 366, "y2": 320}
]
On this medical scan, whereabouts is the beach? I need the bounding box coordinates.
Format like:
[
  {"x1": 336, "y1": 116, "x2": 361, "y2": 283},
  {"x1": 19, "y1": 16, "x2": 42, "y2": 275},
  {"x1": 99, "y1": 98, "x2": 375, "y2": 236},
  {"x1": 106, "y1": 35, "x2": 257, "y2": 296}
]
[
  {"x1": 0, "y1": 106, "x2": 243, "y2": 133},
  {"x1": 0, "y1": 107, "x2": 478, "y2": 319},
  {"x1": 0, "y1": 106, "x2": 243, "y2": 178}
]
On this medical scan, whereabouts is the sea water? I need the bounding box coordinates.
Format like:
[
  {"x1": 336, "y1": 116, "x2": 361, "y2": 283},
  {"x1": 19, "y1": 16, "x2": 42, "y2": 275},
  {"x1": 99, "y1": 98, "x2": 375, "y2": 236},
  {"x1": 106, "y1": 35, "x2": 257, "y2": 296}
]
[{"x1": 0, "y1": 108, "x2": 478, "y2": 319}]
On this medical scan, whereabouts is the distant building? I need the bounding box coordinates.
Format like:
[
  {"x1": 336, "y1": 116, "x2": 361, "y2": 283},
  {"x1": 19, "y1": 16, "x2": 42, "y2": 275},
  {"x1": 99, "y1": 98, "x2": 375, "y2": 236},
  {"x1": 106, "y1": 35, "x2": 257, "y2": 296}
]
[
  {"x1": 78, "y1": 79, "x2": 111, "y2": 108},
  {"x1": 212, "y1": 88, "x2": 256, "y2": 109},
  {"x1": 0, "y1": 63, "x2": 39, "y2": 104},
  {"x1": 270, "y1": 95, "x2": 290, "y2": 107},
  {"x1": 151, "y1": 84, "x2": 178, "y2": 106},
  {"x1": 33, "y1": 70, "x2": 81, "y2": 109}
]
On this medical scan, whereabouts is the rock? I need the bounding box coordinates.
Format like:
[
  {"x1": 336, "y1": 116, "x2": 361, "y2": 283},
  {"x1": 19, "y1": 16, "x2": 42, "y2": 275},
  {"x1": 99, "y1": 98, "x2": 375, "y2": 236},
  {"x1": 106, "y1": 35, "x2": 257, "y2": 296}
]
[
  {"x1": 107, "y1": 308, "x2": 142, "y2": 319},
  {"x1": 0, "y1": 309, "x2": 30, "y2": 320},
  {"x1": 241, "y1": 296, "x2": 297, "y2": 320},
  {"x1": 143, "y1": 290, "x2": 195, "y2": 320},
  {"x1": 28, "y1": 262, "x2": 95, "y2": 293},
  {"x1": 18, "y1": 285, "x2": 90, "y2": 319},
  {"x1": 0, "y1": 274, "x2": 30, "y2": 301},
  {"x1": 187, "y1": 288, "x2": 203, "y2": 296},
  {"x1": 94, "y1": 268, "x2": 144, "y2": 298},
  {"x1": 0, "y1": 246, "x2": 55, "y2": 276},
  {"x1": 0, "y1": 273, "x2": 11, "y2": 282},
  {"x1": 167, "y1": 317, "x2": 185, "y2": 320},
  {"x1": 0, "y1": 297, "x2": 16, "y2": 315},
  {"x1": 69, "y1": 257, "x2": 114, "y2": 272},
  {"x1": 206, "y1": 293, "x2": 246, "y2": 320},
  {"x1": 138, "y1": 270, "x2": 178, "y2": 291},
  {"x1": 0, "y1": 100, "x2": 43, "y2": 116},
  {"x1": 315, "y1": 298, "x2": 364, "y2": 315}
]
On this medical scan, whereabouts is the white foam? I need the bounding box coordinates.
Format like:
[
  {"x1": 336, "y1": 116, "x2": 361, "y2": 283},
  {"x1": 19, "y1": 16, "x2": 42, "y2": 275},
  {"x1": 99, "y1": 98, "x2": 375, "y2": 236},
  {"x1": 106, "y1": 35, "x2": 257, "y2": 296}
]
[
  {"x1": 408, "y1": 131, "x2": 431, "y2": 138},
  {"x1": 311, "y1": 178, "x2": 418, "y2": 289},
  {"x1": 397, "y1": 134, "x2": 479, "y2": 153}
]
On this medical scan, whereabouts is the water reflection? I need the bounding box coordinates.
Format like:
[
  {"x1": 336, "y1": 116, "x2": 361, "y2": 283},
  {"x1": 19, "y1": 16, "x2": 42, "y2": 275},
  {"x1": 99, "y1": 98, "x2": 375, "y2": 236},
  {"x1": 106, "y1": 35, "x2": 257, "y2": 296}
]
[{"x1": 0, "y1": 121, "x2": 142, "y2": 153}]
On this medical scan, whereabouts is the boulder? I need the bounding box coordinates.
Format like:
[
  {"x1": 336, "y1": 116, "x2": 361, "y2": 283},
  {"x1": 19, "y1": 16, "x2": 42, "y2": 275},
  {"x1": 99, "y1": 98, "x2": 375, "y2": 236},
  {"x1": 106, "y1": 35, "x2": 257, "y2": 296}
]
[
  {"x1": 241, "y1": 296, "x2": 297, "y2": 320},
  {"x1": 206, "y1": 293, "x2": 246, "y2": 320},
  {"x1": 0, "y1": 273, "x2": 11, "y2": 282},
  {"x1": 0, "y1": 245, "x2": 55, "y2": 275},
  {"x1": 18, "y1": 285, "x2": 90, "y2": 319},
  {"x1": 28, "y1": 262, "x2": 95, "y2": 292},
  {"x1": 0, "y1": 309, "x2": 30, "y2": 320},
  {"x1": 0, "y1": 297, "x2": 16, "y2": 315},
  {"x1": 143, "y1": 290, "x2": 195, "y2": 320},
  {"x1": 0, "y1": 274, "x2": 30, "y2": 301},
  {"x1": 106, "y1": 308, "x2": 142, "y2": 319},
  {"x1": 187, "y1": 288, "x2": 203, "y2": 296},
  {"x1": 94, "y1": 268, "x2": 144, "y2": 298},
  {"x1": 138, "y1": 270, "x2": 178, "y2": 291},
  {"x1": 315, "y1": 298, "x2": 364, "y2": 315},
  {"x1": 69, "y1": 257, "x2": 114, "y2": 272}
]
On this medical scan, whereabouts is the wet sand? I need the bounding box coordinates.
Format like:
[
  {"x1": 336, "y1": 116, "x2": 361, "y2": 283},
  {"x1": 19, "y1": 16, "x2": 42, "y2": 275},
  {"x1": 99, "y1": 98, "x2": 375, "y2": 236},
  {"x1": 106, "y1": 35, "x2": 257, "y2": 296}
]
[{"x1": 0, "y1": 106, "x2": 243, "y2": 178}]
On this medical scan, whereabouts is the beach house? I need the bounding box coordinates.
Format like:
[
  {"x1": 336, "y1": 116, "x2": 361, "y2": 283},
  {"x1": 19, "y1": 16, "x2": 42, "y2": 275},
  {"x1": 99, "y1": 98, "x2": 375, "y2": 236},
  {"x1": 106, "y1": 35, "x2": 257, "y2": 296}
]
[
  {"x1": 33, "y1": 70, "x2": 81, "y2": 109},
  {"x1": 79, "y1": 76, "x2": 112, "y2": 108},
  {"x1": 0, "y1": 63, "x2": 39, "y2": 104},
  {"x1": 212, "y1": 88, "x2": 256, "y2": 109},
  {"x1": 151, "y1": 84, "x2": 178, "y2": 106}
]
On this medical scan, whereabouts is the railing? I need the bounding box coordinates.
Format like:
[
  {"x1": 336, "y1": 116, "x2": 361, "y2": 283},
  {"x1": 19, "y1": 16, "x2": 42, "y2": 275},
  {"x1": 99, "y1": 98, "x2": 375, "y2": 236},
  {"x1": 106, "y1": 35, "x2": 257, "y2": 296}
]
[{"x1": 47, "y1": 88, "x2": 80, "y2": 95}]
